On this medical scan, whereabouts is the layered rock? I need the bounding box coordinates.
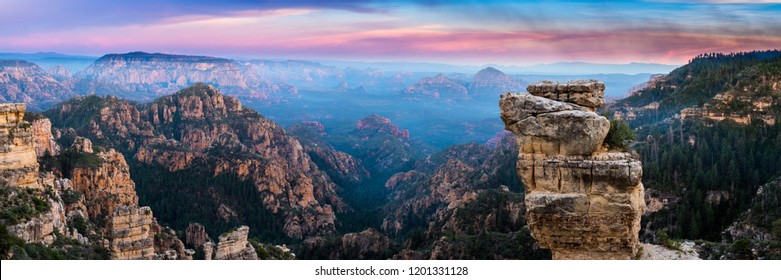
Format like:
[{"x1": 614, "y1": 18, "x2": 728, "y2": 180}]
[
  {"x1": 526, "y1": 80, "x2": 606, "y2": 109},
  {"x1": 0, "y1": 103, "x2": 40, "y2": 189},
  {"x1": 500, "y1": 80, "x2": 645, "y2": 260},
  {"x1": 108, "y1": 205, "x2": 155, "y2": 260},
  {"x1": 214, "y1": 226, "x2": 258, "y2": 260}
]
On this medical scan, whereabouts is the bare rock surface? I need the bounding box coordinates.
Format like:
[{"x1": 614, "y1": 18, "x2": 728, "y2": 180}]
[{"x1": 500, "y1": 80, "x2": 645, "y2": 260}]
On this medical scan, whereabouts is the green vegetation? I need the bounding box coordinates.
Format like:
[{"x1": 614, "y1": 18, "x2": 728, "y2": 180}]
[
  {"x1": 773, "y1": 220, "x2": 781, "y2": 240},
  {"x1": 0, "y1": 226, "x2": 110, "y2": 260},
  {"x1": 615, "y1": 50, "x2": 781, "y2": 127},
  {"x1": 0, "y1": 186, "x2": 50, "y2": 225},
  {"x1": 130, "y1": 161, "x2": 289, "y2": 244},
  {"x1": 603, "y1": 113, "x2": 636, "y2": 150},
  {"x1": 57, "y1": 149, "x2": 103, "y2": 177},
  {"x1": 249, "y1": 239, "x2": 295, "y2": 260},
  {"x1": 637, "y1": 118, "x2": 781, "y2": 241},
  {"x1": 655, "y1": 229, "x2": 681, "y2": 251}
]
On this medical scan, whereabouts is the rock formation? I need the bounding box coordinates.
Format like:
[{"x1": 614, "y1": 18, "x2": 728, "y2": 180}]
[
  {"x1": 30, "y1": 117, "x2": 59, "y2": 157},
  {"x1": 185, "y1": 223, "x2": 211, "y2": 250},
  {"x1": 108, "y1": 205, "x2": 155, "y2": 260},
  {"x1": 6, "y1": 192, "x2": 67, "y2": 245},
  {"x1": 69, "y1": 137, "x2": 139, "y2": 224},
  {"x1": 0, "y1": 103, "x2": 40, "y2": 189},
  {"x1": 45, "y1": 84, "x2": 344, "y2": 239},
  {"x1": 500, "y1": 80, "x2": 645, "y2": 260},
  {"x1": 214, "y1": 226, "x2": 258, "y2": 260}
]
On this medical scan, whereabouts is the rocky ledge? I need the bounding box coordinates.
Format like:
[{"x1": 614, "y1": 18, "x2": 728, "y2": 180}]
[{"x1": 500, "y1": 80, "x2": 645, "y2": 260}]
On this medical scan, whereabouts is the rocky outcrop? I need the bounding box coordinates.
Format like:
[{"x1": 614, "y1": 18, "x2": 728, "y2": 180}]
[
  {"x1": 30, "y1": 117, "x2": 59, "y2": 157},
  {"x1": 214, "y1": 226, "x2": 258, "y2": 260},
  {"x1": 185, "y1": 222, "x2": 211, "y2": 250},
  {"x1": 0, "y1": 60, "x2": 74, "y2": 111},
  {"x1": 108, "y1": 205, "x2": 155, "y2": 260},
  {"x1": 151, "y1": 220, "x2": 191, "y2": 260},
  {"x1": 69, "y1": 138, "x2": 139, "y2": 224},
  {"x1": 7, "y1": 193, "x2": 67, "y2": 245},
  {"x1": 0, "y1": 103, "x2": 40, "y2": 189},
  {"x1": 526, "y1": 80, "x2": 606, "y2": 109},
  {"x1": 500, "y1": 80, "x2": 645, "y2": 260}
]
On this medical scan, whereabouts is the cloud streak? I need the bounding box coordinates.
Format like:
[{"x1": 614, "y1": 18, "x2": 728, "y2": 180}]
[{"x1": 1, "y1": 0, "x2": 779, "y2": 64}]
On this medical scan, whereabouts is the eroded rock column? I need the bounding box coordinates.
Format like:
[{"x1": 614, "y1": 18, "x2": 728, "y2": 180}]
[{"x1": 500, "y1": 80, "x2": 645, "y2": 260}]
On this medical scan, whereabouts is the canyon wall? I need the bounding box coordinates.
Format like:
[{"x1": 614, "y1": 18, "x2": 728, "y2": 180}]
[{"x1": 0, "y1": 103, "x2": 40, "y2": 189}]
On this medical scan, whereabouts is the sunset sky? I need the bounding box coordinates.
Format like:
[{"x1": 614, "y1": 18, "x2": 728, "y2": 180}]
[{"x1": 1, "y1": 0, "x2": 780, "y2": 65}]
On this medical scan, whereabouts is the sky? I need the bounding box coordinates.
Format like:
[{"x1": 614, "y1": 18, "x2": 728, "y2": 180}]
[{"x1": 1, "y1": 0, "x2": 780, "y2": 65}]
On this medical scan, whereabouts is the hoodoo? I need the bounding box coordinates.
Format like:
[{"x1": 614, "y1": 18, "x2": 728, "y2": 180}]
[{"x1": 500, "y1": 80, "x2": 645, "y2": 260}]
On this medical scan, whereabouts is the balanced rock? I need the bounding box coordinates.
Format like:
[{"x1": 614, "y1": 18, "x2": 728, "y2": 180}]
[
  {"x1": 500, "y1": 94, "x2": 609, "y2": 156},
  {"x1": 500, "y1": 80, "x2": 645, "y2": 260},
  {"x1": 526, "y1": 80, "x2": 605, "y2": 109}
]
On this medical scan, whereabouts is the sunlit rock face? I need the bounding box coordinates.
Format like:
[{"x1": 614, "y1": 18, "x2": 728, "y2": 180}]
[
  {"x1": 500, "y1": 80, "x2": 645, "y2": 260},
  {"x1": 0, "y1": 103, "x2": 40, "y2": 189}
]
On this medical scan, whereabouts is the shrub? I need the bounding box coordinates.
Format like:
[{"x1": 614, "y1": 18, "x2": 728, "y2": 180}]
[{"x1": 603, "y1": 113, "x2": 636, "y2": 150}]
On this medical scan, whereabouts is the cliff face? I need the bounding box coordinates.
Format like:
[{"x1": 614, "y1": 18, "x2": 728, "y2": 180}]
[
  {"x1": 75, "y1": 52, "x2": 296, "y2": 99},
  {"x1": 44, "y1": 83, "x2": 344, "y2": 239},
  {"x1": 0, "y1": 103, "x2": 40, "y2": 189},
  {"x1": 108, "y1": 205, "x2": 155, "y2": 260},
  {"x1": 214, "y1": 226, "x2": 258, "y2": 260},
  {"x1": 0, "y1": 60, "x2": 74, "y2": 110},
  {"x1": 30, "y1": 117, "x2": 59, "y2": 157},
  {"x1": 69, "y1": 137, "x2": 139, "y2": 224},
  {"x1": 500, "y1": 80, "x2": 645, "y2": 260}
]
